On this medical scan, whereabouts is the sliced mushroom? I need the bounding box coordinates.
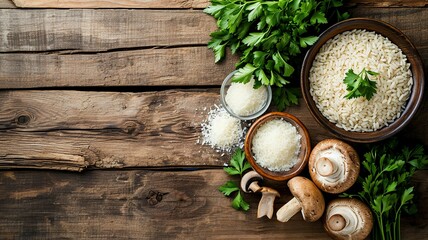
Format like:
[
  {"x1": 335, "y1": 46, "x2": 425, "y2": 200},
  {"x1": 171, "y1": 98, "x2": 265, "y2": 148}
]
[
  {"x1": 324, "y1": 198, "x2": 373, "y2": 240},
  {"x1": 276, "y1": 176, "x2": 324, "y2": 222},
  {"x1": 241, "y1": 171, "x2": 280, "y2": 219},
  {"x1": 309, "y1": 139, "x2": 360, "y2": 194}
]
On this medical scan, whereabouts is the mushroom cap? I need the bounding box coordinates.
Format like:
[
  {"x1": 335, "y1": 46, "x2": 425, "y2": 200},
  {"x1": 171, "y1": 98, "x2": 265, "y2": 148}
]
[
  {"x1": 323, "y1": 198, "x2": 373, "y2": 240},
  {"x1": 259, "y1": 186, "x2": 280, "y2": 197},
  {"x1": 308, "y1": 139, "x2": 360, "y2": 194},
  {"x1": 240, "y1": 171, "x2": 263, "y2": 193},
  {"x1": 288, "y1": 176, "x2": 325, "y2": 222}
]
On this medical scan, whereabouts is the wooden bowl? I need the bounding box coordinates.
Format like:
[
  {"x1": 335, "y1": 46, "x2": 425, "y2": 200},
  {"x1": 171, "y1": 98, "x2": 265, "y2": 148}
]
[
  {"x1": 301, "y1": 18, "x2": 425, "y2": 143},
  {"x1": 244, "y1": 112, "x2": 311, "y2": 182}
]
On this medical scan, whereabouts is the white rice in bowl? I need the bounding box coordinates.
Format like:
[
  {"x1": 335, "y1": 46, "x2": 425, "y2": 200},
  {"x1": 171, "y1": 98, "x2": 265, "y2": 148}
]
[{"x1": 309, "y1": 29, "x2": 413, "y2": 132}]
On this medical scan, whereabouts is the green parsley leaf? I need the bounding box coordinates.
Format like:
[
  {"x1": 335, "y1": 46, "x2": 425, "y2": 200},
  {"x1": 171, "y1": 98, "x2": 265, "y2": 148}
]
[
  {"x1": 231, "y1": 191, "x2": 250, "y2": 211},
  {"x1": 218, "y1": 181, "x2": 239, "y2": 196},
  {"x1": 247, "y1": 2, "x2": 263, "y2": 22},
  {"x1": 401, "y1": 187, "x2": 414, "y2": 205},
  {"x1": 219, "y1": 148, "x2": 252, "y2": 212},
  {"x1": 203, "y1": 5, "x2": 225, "y2": 18},
  {"x1": 272, "y1": 87, "x2": 299, "y2": 111},
  {"x1": 343, "y1": 68, "x2": 378, "y2": 100},
  {"x1": 256, "y1": 69, "x2": 270, "y2": 85},
  {"x1": 232, "y1": 64, "x2": 256, "y2": 84},
  {"x1": 310, "y1": 11, "x2": 328, "y2": 24},
  {"x1": 224, "y1": 148, "x2": 251, "y2": 176},
  {"x1": 289, "y1": 40, "x2": 301, "y2": 55},
  {"x1": 299, "y1": 36, "x2": 318, "y2": 48},
  {"x1": 243, "y1": 32, "x2": 265, "y2": 47}
]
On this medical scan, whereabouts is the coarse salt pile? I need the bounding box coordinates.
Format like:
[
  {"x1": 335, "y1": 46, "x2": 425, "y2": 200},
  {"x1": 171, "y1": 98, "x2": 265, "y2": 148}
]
[
  {"x1": 225, "y1": 78, "x2": 268, "y2": 116},
  {"x1": 252, "y1": 119, "x2": 301, "y2": 172},
  {"x1": 201, "y1": 107, "x2": 243, "y2": 151}
]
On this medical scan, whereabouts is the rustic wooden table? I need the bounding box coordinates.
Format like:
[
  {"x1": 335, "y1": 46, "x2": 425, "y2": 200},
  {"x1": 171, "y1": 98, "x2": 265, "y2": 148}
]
[{"x1": 0, "y1": 0, "x2": 427, "y2": 239}]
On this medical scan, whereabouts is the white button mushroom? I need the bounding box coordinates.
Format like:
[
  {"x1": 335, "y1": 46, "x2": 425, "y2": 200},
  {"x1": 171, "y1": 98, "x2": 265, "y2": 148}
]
[
  {"x1": 308, "y1": 139, "x2": 360, "y2": 194},
  {"x1": 276, "y1": 176, "x2": 325, "y2": 222},
  {"x1": 324, "y1": 198, "x2": 373, "y2": 240},
  {"x1": 240, "y1": 171, "x2": 280, "y2": 219}
]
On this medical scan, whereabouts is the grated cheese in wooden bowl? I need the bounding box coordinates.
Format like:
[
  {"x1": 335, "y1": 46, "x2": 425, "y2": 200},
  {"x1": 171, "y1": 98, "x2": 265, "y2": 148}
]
[{"x1": 251, "y1": 119, "x2": 301, "y2": 172}]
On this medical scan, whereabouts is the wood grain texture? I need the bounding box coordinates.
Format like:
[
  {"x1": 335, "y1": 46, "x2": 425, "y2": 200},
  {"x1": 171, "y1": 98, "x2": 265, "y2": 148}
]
[
  {"x1": 9, "y1": 0, "x2": 428, "y2": 8},
  {"x1": 0, "y1": 9, "x2": 215, "y2": 52},
  {"x1": 2, "y1": 8, "x2": 427, "y2": 53},
  {"x1": 0, "y1": 47, "x2": 237, "y2": 88},
  {"x1": 1, "y1": 90, "x2": 428, "y2": 171},
  {"x1": 0, "y1": 90, "x2": 336, "y2": 171},
  {"x1": 0, "y1": 0, "x2": 15, "y2": 8},
  {"x1": 11, "y1": 0, "x2": 209, "y2": 8},
  {"x1": 1, "y1": 169, "x2": 427, "y2": 239},
  {"x1": 348, "y1": 0, "x2": 428, "y2": 7},
  {"x1": 1, "y1": 8, "x2": 427, "y2": 89}
]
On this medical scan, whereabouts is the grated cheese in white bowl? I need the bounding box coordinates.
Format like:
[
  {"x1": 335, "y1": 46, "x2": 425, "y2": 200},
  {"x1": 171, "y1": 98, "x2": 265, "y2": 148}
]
[{"x1": 252, "y1": 119, "x2": 301, "y2": 171}]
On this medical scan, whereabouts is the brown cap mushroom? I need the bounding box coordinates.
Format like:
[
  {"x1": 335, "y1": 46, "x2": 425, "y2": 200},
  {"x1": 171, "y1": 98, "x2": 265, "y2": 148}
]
[
  {"x1": 324, "y1": 198, "x2": 373, "y2": 240},
  {"x1": 240, "y1": 171, "x2": 280, "y2": 219},
  {"x1": 308, "y1": 139, "x2": 360, "y2": 194},
  {"x1": 276, "y1": 176, "x2": 324, "y2": 222}
]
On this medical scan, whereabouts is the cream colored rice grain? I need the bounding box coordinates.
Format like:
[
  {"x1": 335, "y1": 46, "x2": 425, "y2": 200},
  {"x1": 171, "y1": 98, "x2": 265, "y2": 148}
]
[{"x1": 309, "y1": 29, "x2": 412, "y2": 132}]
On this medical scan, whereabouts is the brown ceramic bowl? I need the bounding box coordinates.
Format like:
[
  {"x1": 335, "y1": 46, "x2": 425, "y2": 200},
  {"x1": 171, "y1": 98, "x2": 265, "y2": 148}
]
[
  {"x1": 301, "y1": 18, "x2": 424, "y2": 143},
  {"x1": 244, "y1": 112, "x2": 311, "y2": 182}
]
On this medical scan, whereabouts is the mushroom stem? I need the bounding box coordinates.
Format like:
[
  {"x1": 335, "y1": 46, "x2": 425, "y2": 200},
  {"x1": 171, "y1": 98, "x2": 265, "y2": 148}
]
[
  {"x1": 240, "y1": 171, "x2": 280, "y2": 219},
  {"x1": 328, "y1": 214, "x2": 346, "y2": 231},
  {"x1": 248, "y1": 181, "x2": 261, "y2": 192},
  {"x1": 316, "y1": 157, "x2": 337, "y2": 177},
  {"x1": 276, "y1": 197, "x2": 302, "y2": 222},
  {"x1": 257, "y1": 188, "x2": 280, "y2": 219},
  {"x1": 327, "y1": 207, "x2": 360, "y2": 235}
]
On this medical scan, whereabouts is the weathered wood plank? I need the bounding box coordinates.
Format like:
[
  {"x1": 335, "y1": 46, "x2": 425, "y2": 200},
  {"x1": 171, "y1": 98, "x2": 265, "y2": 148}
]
[
  {"x1": 0, "y1": 47, "x2": 237, "y2": 88},
  {"x1": 0, "y1": 8, "x2": 427, "y2": 89},
  {"x1": 348, "y1": 0, "x2": 428, "y2": 7},
  {"x1": 2, "y1": 7, "x2": 427, "y2": 53},
  {"x1": 0, "y1": 9, "x2": 215, "y2": 52},
  {"x1": 0, "y1": 90, "x2": 335, "y2": 171},
  {"x1": 0, "y1": 169, "x2": 427, "y2": 239},
  {"x1": 1, "y1": 90, "x2": 428, "y2": 171},
  {"x1": 0, "y1": 0, "x2": 15, "y2": 8},
  {"x1": 11, "y1": 0, "x2": 209, "y2": 8},
  {"x1": 9, "y1": 0, "x2": 428, "y2": 8}
]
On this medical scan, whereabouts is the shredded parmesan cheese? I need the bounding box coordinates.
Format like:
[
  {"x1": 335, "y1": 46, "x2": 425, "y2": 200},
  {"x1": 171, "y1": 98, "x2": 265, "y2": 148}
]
[
  {"x1": 225, "y1": 78, "x2": 268, "y2": 116},
  {"x1": 252, "y1": 119, "x2": 301, "y2": 171},
  {"x1": 201, "y1": 107, "x2": 243, "y2": 151}
]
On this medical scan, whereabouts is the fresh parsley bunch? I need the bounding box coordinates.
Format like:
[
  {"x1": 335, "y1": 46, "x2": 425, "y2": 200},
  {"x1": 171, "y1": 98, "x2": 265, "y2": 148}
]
[
  {"x1": 205, "y1": 0, "x2": 349, "y2": 110},
  {"x1": 342, "y1": 138, "x2": 428, "y2": 240},
  {"x1": 219, "y1": 148, "x2": 252, "y2": 211}
]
